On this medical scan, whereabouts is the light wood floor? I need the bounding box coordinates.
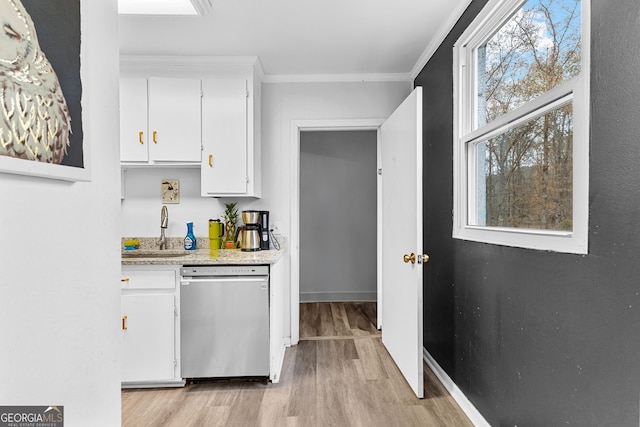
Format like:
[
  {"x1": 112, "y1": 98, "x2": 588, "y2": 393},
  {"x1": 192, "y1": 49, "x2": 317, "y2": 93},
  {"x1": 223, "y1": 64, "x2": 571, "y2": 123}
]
[{"x1": 122, "y1": 302, "x2": 473, "y2": 426}]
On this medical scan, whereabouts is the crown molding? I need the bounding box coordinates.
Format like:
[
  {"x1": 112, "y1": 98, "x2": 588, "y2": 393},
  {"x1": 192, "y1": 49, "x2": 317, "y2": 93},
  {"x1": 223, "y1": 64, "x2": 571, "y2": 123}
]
[
  {"x1": 411, "y1": 0, "x2": 473, "y2": 80},
  {"x1": 120, "y1": 55, "x2": 264, "y2": 80}
]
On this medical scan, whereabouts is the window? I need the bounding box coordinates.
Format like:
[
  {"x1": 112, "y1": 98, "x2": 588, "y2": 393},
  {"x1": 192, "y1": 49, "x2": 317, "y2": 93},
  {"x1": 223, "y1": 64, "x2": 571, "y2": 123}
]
[{"x1": 453, "y1": 0, "x2": 589, "y2": 254}]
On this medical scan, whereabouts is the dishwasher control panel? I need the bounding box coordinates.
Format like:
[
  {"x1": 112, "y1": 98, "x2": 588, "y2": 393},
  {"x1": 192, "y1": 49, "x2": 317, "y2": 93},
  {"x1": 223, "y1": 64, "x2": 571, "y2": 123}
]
[{"x1": 181, "y1": 265, "x2": 269, "y2": 277}]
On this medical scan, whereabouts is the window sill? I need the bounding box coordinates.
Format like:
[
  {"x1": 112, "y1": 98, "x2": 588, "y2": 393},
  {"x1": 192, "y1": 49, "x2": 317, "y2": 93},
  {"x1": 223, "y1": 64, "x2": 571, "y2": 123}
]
[{"x1": 453, "y1": 226, "x2": 587, "y2": 255}]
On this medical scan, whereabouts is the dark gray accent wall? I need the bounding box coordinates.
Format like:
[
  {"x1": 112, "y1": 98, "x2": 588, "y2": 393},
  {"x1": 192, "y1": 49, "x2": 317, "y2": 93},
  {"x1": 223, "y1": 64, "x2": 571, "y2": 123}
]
[
  {"x1": 416, "y1": 0, "x2": 640, "y2": 425},
  {"x1": 300, "y1": 131, "x2": 378, "y2": 302}
]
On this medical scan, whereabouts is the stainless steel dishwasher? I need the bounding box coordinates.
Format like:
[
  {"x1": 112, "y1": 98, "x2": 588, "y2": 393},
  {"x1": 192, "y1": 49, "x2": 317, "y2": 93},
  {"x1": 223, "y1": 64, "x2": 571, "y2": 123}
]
[{"x1": 180, "y1": 265, "x2": 269, "y2": 380}]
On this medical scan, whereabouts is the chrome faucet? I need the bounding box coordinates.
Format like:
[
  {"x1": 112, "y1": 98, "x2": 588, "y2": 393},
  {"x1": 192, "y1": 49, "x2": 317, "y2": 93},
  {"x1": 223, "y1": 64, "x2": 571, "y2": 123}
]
[{"x1": 158, "y1": 206, "x2": 168, "y2": 250}]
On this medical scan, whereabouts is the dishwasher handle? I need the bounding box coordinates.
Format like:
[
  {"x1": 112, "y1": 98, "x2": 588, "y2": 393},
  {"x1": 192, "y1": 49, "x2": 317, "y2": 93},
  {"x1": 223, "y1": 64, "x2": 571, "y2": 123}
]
[{"x1": 181, "y1": 276, "x2": 268, "y2": 285}]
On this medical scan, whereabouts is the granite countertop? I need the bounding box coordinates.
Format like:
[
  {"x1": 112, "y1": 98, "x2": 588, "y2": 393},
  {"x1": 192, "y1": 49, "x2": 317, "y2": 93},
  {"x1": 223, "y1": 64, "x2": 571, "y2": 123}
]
[{"x1": 121, "y1": 236, "x2": 287, "y2": 266}]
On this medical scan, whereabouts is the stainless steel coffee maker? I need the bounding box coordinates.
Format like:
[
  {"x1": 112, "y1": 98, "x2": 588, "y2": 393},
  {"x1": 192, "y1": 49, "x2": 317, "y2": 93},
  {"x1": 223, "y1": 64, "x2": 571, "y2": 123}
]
[{"x1": 235, "y1": 210, "x2": 262, "y2": 251}]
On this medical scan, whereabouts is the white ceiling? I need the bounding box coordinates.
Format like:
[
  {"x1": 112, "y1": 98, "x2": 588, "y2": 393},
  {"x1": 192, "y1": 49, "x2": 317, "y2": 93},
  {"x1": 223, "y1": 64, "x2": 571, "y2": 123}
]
[{"x1": 118, "y1": 0, "x2": 471, "y2": 80}]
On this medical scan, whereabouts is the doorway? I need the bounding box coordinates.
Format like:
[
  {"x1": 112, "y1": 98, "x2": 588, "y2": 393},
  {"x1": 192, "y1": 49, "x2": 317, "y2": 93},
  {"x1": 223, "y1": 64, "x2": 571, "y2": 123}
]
[
  {"x1": 289, "y1": 119, "x2": 384, "y2": 344},
  {"x1": 299, "y1": 130, "x2": 377, "y2": 302}
]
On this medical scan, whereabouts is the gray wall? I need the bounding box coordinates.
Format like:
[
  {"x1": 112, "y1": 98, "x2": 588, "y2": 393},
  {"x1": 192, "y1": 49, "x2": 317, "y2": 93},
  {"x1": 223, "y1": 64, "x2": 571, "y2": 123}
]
[
  {"x1": 300, "y1": 130, "x2": 377, "y2": 302},
  {"x1": 416, "y1": 0, "x2": 640, "y2": 425}
]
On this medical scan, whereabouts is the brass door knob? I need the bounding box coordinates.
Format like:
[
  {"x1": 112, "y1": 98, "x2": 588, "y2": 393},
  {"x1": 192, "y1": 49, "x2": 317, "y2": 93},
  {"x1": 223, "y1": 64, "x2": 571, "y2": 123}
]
[
  {"x1": 403, "y1": 253, "x2": 416, "y2": 264},
  {"x1": 420, "y1": 254, "x2": 430, "y2": 264}
]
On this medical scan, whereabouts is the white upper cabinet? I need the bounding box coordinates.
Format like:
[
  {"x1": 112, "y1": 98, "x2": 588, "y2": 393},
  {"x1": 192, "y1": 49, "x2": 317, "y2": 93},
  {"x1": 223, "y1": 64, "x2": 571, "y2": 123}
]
[
  {"x1": 120, "y1": 76, "x2": 202, "y2": 165},
  {"x1": 201, "y1": 79, "x2": 250, "y2": 196},
  {"x1": 120, "y1": 56, "x2": 262, "y2": 197},
  {"x1": 120, "y1": 77, "x2": 148, "y2": 162},
  {"x1": 148, "y1": 77, "x2": 202, "y2": 162},
  {"x1": 200, "y1": 65, "x2": 261, "y2": 197}
]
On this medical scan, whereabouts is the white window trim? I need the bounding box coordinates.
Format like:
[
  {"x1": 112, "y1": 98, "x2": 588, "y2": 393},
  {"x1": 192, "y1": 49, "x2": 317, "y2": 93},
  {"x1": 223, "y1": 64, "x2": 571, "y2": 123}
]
[{"x1": 453, "y1": 0, "x2": 590, "y2": 254}]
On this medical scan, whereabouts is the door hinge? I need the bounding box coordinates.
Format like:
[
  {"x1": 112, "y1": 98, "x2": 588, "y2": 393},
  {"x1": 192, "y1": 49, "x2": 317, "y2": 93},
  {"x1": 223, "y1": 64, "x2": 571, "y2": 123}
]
[
  {"x1": 378, "y1": 168, "x2": 383, "y2": 176},
  {"x1": 246, "y1": 90, "x2": 250, "y2": 99},
  {"x1": 246, "y1": 176, "x2": 250, "y2": 183},
  {"x1": 174, "y1": 307, "x2": 178, "y2": 317},
  {"x1": 174, "y1": 358, "x2": 177, "y2": 367}
]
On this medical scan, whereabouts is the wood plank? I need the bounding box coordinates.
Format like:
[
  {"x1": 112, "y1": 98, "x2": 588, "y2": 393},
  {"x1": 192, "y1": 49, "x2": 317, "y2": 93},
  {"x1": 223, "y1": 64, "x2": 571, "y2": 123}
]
[
  {"x1": 256, "y1": 346, "x2": 296, "y2": 427},
  {"x1": 223, "y1": 384, "x2": 265, "y2": 426},
  {"x1": 344, "y1": 302, "x2": 378, "y2": 335},
  {"x1": 299, "y1": 302, "x2": 319, "y2": 339},
  {"x1": 315, "y1": 339, "x2": 351, "y2": 425},
  {"x1": 353, "y1": 336, "x2": 389, "y2": 381},
  {"x1": 286, "y1": 340, "x2": 317, "y2": 418},
  {"x1": 318, "y1": 302, "x2": 335, "y2": 336},
  {"x1": 329, "y1": 302, "x2": 352, "y2": 336}
]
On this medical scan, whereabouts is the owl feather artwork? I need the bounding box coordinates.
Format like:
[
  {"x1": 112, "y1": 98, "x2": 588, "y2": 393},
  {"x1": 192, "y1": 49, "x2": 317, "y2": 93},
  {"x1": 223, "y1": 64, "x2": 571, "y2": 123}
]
[{"x1": 0, "y1": 0, "x2": 71, "y2": 164}]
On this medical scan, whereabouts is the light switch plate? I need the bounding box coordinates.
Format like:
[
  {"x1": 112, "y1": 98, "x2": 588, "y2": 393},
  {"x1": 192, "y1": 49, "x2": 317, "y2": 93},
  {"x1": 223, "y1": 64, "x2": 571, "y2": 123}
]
[{"x1": 161, "y1": 180, "x2": 180, "y2": 204}]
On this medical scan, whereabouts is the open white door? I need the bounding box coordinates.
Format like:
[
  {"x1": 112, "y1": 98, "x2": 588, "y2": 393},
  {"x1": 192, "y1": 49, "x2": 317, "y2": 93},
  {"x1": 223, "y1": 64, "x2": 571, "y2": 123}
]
[{"x1": 381, "y1": 87, "x2": 426, "y2": 398}]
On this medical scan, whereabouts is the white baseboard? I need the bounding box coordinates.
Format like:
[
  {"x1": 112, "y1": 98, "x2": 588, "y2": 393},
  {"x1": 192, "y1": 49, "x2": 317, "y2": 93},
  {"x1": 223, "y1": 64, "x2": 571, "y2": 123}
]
[
  {"x1": 299, "y1": 291, "x2": 377, "y2": 302},
  {"x1": 423, "y1": 348, "x2": 490, "y2": 427}
]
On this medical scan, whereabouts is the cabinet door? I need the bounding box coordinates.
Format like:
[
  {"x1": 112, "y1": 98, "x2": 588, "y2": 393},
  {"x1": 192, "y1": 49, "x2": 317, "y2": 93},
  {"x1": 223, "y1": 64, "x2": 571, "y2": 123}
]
[
  {"x1": 120, "y1": 77, "x2": 148, "y2": 162},
  {"x1": 148, "y1": 77, "x2": 202, "y2": 162},
  {"x1": 121, "y1": 294, "x2": 175, "y2": 383},
  {"x1": 201, "y1": 79, "x2": 248, "y2": 195}
]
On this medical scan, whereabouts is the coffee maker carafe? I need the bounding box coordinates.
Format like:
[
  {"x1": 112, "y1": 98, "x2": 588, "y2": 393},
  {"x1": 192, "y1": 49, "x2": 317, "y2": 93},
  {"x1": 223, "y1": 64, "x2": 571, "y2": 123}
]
[{"x1": 236, "y1": 210, "x2": 262, "y2": 251}]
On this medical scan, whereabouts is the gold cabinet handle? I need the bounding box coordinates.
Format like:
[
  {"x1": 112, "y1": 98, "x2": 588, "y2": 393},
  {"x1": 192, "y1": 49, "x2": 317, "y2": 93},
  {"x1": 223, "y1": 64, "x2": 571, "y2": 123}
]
[
  {"x1": 122, "y1": 315, "x2": 128, "y2": 330},
  {"x1": 121, "y1": 278, "x2": 130, "y2": 283},
  {"x1": 152, "y1": 131, "x2": 158, "y2": 144},
  {"x1": 403, "y1": 253, "x2": 416, "y2": 264},
  {"x1": 138, "y1": 131, "x2": 144, "y2": 145},
  {"x1": 208, "y1": 154, "x2": 213, "y2": 167},
  {"x1": 420, "y1": 254, "x2": 430, "y2": 264}
]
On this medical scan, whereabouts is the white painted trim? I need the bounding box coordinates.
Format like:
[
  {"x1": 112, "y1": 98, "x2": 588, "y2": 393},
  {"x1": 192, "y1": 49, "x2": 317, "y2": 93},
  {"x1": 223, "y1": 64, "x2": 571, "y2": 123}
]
[
  {"x1": 376, "y1": 126, "x2": 383, "y2": 330},
  {"x1": 290, "y1": 119, "x2": 385, "y2": 346},
  {"x1": 423, "y1": 348, "x2": 490, "y2": 427},
  {"x1": 452, "y1": 0, "x2": 590, "y2": 255},
  {"x1": 410, "y1": 0, "x2": 474, "y2": 79},
  {"x1": 269, "y1": 343, "x2": 286, "y2": 384},
  {"x1": 263, "y1": 73, "x2": 412, "y2": 84}
]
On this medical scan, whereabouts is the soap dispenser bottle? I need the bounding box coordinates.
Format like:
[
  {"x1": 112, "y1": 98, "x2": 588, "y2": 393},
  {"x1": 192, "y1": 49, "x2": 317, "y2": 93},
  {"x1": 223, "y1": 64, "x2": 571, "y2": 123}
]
[{"x1": 184, "y1": 222, "x2": 196, "y2": 250}]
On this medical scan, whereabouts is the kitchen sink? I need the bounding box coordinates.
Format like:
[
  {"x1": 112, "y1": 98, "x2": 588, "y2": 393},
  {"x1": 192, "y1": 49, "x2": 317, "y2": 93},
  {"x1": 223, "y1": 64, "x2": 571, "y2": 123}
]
[{"x1": 122, "y1": 252, "x2": 189, "y2": 259}]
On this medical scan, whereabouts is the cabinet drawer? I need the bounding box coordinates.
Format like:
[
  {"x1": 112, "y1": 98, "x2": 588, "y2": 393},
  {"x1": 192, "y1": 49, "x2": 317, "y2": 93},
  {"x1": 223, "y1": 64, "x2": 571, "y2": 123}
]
[{"x1": 121, "y1": 270, "x2": 176, "y2": 290}]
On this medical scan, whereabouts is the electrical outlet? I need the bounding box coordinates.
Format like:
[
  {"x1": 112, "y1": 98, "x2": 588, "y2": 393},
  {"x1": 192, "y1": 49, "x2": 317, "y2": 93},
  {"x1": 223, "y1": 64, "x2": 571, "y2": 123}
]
[
  {"x1": 161, "y1": 180, "x2": 180, "y2": 204},
  {"x1": 272, "y1": 221, "x2": 282, "y2": 234}
]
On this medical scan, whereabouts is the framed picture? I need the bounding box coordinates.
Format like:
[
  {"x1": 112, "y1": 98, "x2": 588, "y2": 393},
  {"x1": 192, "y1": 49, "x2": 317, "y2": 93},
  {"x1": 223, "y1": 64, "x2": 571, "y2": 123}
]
[{"x1": 0, "y1": 0, "x2": 86, "y2": 181}]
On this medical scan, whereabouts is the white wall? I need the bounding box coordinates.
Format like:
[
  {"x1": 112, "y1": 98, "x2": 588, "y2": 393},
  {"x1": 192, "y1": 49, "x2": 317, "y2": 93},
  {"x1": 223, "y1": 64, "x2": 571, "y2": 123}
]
[{"x1": 0, "y1": 1, "x2": 122, "y2": 426}]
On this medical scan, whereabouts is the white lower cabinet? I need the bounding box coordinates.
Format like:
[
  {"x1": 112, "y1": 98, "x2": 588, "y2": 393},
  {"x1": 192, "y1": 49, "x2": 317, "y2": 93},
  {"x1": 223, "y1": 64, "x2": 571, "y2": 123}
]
[{"x1": 120, "y1": 266, "x2": 183, "y2": 388}]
